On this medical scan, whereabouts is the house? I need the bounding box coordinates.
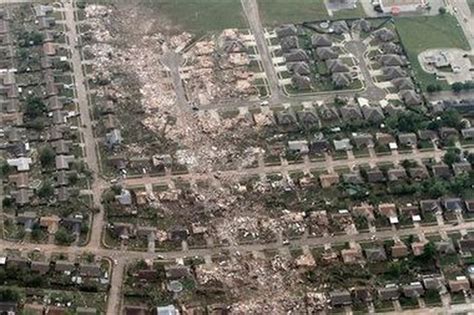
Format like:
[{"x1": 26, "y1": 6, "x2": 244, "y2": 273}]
[
  {"x1": 48, "y1": 96, "x2": 63, "y2": 111},
  {"x1": 332, "y1": 72, "x2": 352, "y2": 88},
  {"x1": 449, "y1": 277, "x2": 471, "y2": 293},
  {"x1": 381, "y1": 42, "x2": 402, "y2": 54},
  {"x1": 379, "y1": 203, "x2": 397, "y2": 217},
  {"x1": 54, "y1": 260, "x2": 76, "y2": 273},
  {"x1": 352, "y1": 204, "x2": 375, "y2": 220},
  {"x1": 402, "y1": 282, "x2": 425, "y2": 298},
  {"x1": 104, "y1": 114, "x2": 117, "y2": 131},
  {"x1": 0, "y1": 302, "x2": 17, "y2": 315},
  {"x1": 6, "y1": 128, "x2": 21, "y2": 144},
  {"x1": 374, "y1": 28, "x2": 395, "y2": 42},
  {"x1": 378, "y1": 54, "x2": 406, "y2": 67},
  {"x1": 408, "y1": 166, "x2": 429, "y2": 180},
  {"x1": 76, "y1": 307, "x2": 98, "y2": 315},
  {"x1": 326, "y1": 59, "x2": 350, "y2": 73},
  {"x1": 276, "y1": 24, "x2": 297, "y2": 38},
  {"x1": 106, "y1": 129, "x2": 123, "y2": 149},
  {"x1": 287, "y1": 61, "x2": 311, "y2": 75},
  {"x1": 11, "y1": 189, "x2": 34, "y2": 206},
  {"x1": 399, "y1": 204, "x2": 419, "y2": 216},
  {"x1": 378, "y1": 286, "x2": 400, "y2": 300},
  {"x1": 341, "y1": 248, "x2": 363, "y2": 264},
  {"x1": 376, "y1": 132, "x2": 395, "y2": 145},
  {"x1": 319, "y1": 173, "x2": 340, "y2": 188},
  {"x1": 329, "y1": 290, "x2": 352, "y2": 306},
  {"x1": 391, "y1": 77, "x2": 414, "y2": 92},
  {"x1": 114, "y1": 223, "x2": 135, "y2": 240},
  {"x1": 55, "y1": 155, "x2": 74, "y2": 170},
  {"x1": 16, "y1": 211, "x2": 37, "y2": 232},
  {"x1": 165, "y1": 265, "x2": 191, "y2": 280},
  {"x1": 380, "y1": 0, "x2": 425, "y2": 13},
  {"x1": 291, "y1": 74, "x2": 312, "y2": 90},
  {"x1": 440, "y1": 127, "x2": 459, "y2": 140},
  {"x1": 310, "y1": 133, "x2": 329, "y2": 154},
  {"x1": 453, "y1": 161, "x2": 472, "y2": 175},
  {"x1": 43, "y1": 42, "x2": 56, "y2": 56},
  {"x1": 55, "y1": 170, "x2": 71, "y2": 186},
  {"x1": 422, "y1": 276, "x2": 443, "y2": 290},
  {"x1": 297, "y1": 109, "x2": 319, "y2": 125},
  {"x1": 367, "y1": 168, "x2": 385, "y2": 183},
  {"x1": 311, "y1": 34, "x2": 332, "y2": 47},
  {"x1": 51, "y1": 110, "x2": 65, "y2": 125},
  {"x1": 62, "y1": 217, "x2": 82, "y2": 236},
  {"x1": 353, "y1": 287, "x2": 373, "y2": 303},
  {"x1": 432, "y1": 163, "x2": 452, "y2": 179},
  {"x1": 461, "y1": 127, "x2": 474, "y2": 139},
  {"x1": 399, "y1": 90, "x2": 422, "y2": 106},
  {"x1": 288, "y1": 140, "x2": 309, "y2": 154},
  {"x1": 419, "y1": 200, "x2": 440, "y2": 213},
  {"x1": 362, "y1": 105, "x2": 385, "y2": 123},
  {"x1": 465, "y1": 199, "x2": 474, "y2": 213},
  {"x1": 343, "y1": 172, "x2": 364, "y2": 184},
  {"x1": 168, "y1": 226, "x2": 189, "y2": 241},
  {"x1": 418, "y1": 129, "x2": 438, "y2": 141},
  {"x1": 7, "y1": 256, "x2": 29, "y2": 269},
  {"x1": 79, "y1": 264, "x2": 102, "y2": 278},
  {"x1": 280, "y1": 36, "x2": 298, "y2": 52},
  {"x1": 7, "y1": 157, "x2": 32, "y2": 171},
  {"x1": 316, "y1": 47, "x2": 338, "y2": 60},
  {"x1": 31, "y1": 261, "x2": 51, "y2": 275},
  {"x1": 284, "y1": 49, "x2": 309, "y2": 62},
  {"x1": 340, "y1": 105, "x2": 363, "y2": 121},
  {"x1": 398, "y1": 133, "x2": 417, "y2": 147},
  {"x1": 387, "y1": 167, "x2": 407, "y2": 181},
  {"x1": 459, "y1": 239, "x2": 474, "y2": 253},
  {"x1": 435, "y1": 239, "x2": 456, "y2": 254},
  {"x1": 364, "y1": 247, "x2": 387, "y2": 262},
  {"x1": 276, "y1": 110, "x2": 297, "y2": 125},
  {"x1": 391, "y1": 242, "x2": 409, "y2": 258},
  {"x1": 356, "y1": 19, "x2": 372, "y2": 33},
  {"x1": 46, "y1": 79, "x2": 58, "y2": 97},
  {"x1": 155, "y1": 305, "x2": 178, "y2": 315},
  {"x1": 411, "y1": 241, "x2": 427, "y2": 256},
  {"x1": 318, "y1": 104, "x2": 340, "y2": 121},
  {"x1": 40, "y1": 215, "x2": 61, "y2": 234},
  {"x1": 52, "y1": 139, "x2": 72, "y2": 155},
  {"x1": 443, "y1": 198, "x2": 463, "y2": 212},
  {"x1": 116, "y1": 189, "x2": 132, "y2": 206},
  {"x1": 38, "y1": 16, "x2": 55, "y2": 29},
  {"x1": 332, "y1": 20, "x2": 349, "y2": 34},
  {"x1": 8, "y1": 172, "x2": 29, "y2": 188},
  {"x1": 352, "y1": 133, "x2": 373, "y2": 148},
  {"x1": 333, "y1": 138, "x2": 352, "y2": 151}
]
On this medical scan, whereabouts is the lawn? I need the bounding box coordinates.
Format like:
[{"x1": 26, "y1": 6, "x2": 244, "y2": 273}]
[
  {"x1": 395, "y1": 14, "x2": 470, "y2": 90},
  {"x1": 84, "y1": 0, "x2": 247, "y2": 34},
  {"x1": 258, "y1": 0, "x2": 329, "y2": 25}
]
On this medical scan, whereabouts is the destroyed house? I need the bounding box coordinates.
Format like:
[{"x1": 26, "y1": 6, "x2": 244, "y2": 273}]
[
  {"x1": 402, "y1": 282, "x2": 425, "y2": 298},
  {"x1": 378, "y1": 286, "x2": 400, "y2": 300},
  {"x1": 329, "y1": 290, "x2": 352, "y2": 307},
  {"x1": 275, "y1": 110, "x2": 297, "y2": 125}
]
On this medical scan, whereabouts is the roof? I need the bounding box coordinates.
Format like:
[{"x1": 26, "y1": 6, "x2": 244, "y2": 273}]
[
  {"x1": 311, "y1": 34, "x2": 332, "y2": 47},
  {"x1": 383, "y1": 66, "x2": 406, "y2": 80},
  {"x1": 7, "y1": 157, "x2": 32, "y2": 171},
  {"x1": 55, "y1": 155, "x2": 74, "y2": 170},
  {"x1": 339, "y1": 105, "x2": 363, "y2": 121},
  {"x1": 276, "y1": 110, "x2": 297, "y2": 125},
  {"x1": 284, "y1": 49, "x2": 309, "y2": 62},
  {"x1": 378, "y1": 54, "x2": 405, "y2": 67},
  {"x1": 291, "y1": 74, "x2": 312, "y2": 90},
  {"x1": 378, "y1": 286, "x2": 400, "y2": 300},
  {"x1": 165, "y1": 265, "x2": 191, "y2": 280},
  {"x1": 329, "y1": 290, "x2": 352, "y2": 306},
  {"x1": 287, "y1": 61, "x2": 310, "y2": 75},
  {"x1": 31, "y1": 261, "x2": 51, "y2": 274},
  {"x1": 280, "y1": 36, "x2": 298, "y2": 52},
  {"x1": 364, "y1": 247, "x2": 387, "y2": 262},
  {"x1": 362, "y1": 105, "x2": 385, "y2": 122},
  {"x1": 326, "y1": 59, "x2": 350, "y2": 73},
  {"x1": 332, "y1": 21, "x2": 349, "y2": 34},
  {"x1": 332, "y1": 72, "x2": 352, "y2": 88},
  {"x1": 316, "y1": 47, "x2": 338, "y2": 60},
  {"x1": 79, "y1": 264, "x2": 102, "y2": 277},
  {"x1": 399, "y1": 90, "x2": 422, "y2": 106},
  {"x1": 432, "y1": 163, "x2": 452, "y2": 179},
  {"x1": 333, "y1": 138, "x2": 352, "y2": 151},
  {"x1": 155, "y1": 305, "x2": 178, "y2": 315},
  {"x1": 275, "y1": 24, "x2": 297, "y2": 38},
  {"x1": 374, "y1": 28, "x2": 395, "y2": 42},
  {"x1": 55, "y1": 260, "x2": 76, "y2": 272},
  {"x1": 402, "y1": 282, "x2": 425, "y2": 298},
  {"x1": 392, "y1": 77, "x2": 414, "y2": 91},
  {"x1": 391, "y1": 242, "x2": 409, "y2": 258}
]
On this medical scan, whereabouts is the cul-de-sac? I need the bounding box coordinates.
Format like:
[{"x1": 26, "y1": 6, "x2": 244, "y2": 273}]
[{"x1": 5, "y1": 0, "x2": 474, "y2": 314}]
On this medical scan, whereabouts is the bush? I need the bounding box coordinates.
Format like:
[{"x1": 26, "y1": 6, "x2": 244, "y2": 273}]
[
  {"x1": 55, "y1": 228, "x2": 75, "y2": 245},
  {"x1": 39, "y1": 146, "x2": 55, "y2": 168}
]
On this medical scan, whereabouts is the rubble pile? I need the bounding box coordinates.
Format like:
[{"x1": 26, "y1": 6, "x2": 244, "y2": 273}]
[
  {"x1": 182, "y1": 29, "x2": 258, "y2": 106},
  {"x1": 196, "y1": 254, "x2": 311, "y2": 313}
]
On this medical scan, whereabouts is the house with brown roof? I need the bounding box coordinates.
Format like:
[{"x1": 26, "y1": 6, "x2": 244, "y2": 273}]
[
  {"x1": 42, "y1": 42, "x2": 56, "y2": 56},
  {"x1": 341, "y1": 248, "x2": 363, "y2": 264},
  {"x1": 391, "y1": 241, "x2": 409, "y2": 258},
  {"x1": 449, "y1": 276, "x2": 470, "y2": 293},
  {"x1": 319, "y1": 173, "x2": 340, "y2": 188},
  {"x1": 411, "y1": 241, "x2": 428, "y2": 256},
  {"x1": 40, "y1": 215, "x2": 60, "y2": 234},
  {"x1": 31, "y1": 261, "x2": 51, "y2": 275}
]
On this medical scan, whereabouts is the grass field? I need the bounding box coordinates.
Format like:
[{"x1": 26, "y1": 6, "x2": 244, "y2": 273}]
[
  {"x1": 84, "y1": 0, "x2": 246, "y2": 34},
  {"x1": 468, "y1": 0, "x2": 474, "y2": 14},
  {"x1": 395, "y1": 14, "x2": 471, "y2": 90},
  {"x1": 258, "y1": 0, "x2": 366, "y2": 25}
]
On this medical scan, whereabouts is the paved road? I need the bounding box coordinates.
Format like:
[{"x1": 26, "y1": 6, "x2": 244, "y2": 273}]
[
  {"x1": 122, "y1": 147, "x2": 449, "y2": 187},
  {"x1": 63, "y1": 1, "x2": 105, "y2": 250}
]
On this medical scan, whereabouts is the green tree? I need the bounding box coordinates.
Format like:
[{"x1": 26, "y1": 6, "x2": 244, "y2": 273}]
[
  {"x1": 39, "y1": 146, "x2": 55, "y2": 168},
  {"x1": 452, "y1": 82, "x2": 464, "y2": 93},
  {"x1": 38, "y1": 180, "x2": 54, "y2": 199},
  {"x1": 25, "y1": 96, "x2": 47, "y2": 118},
  {"x1": 443, "y1": 148, "x2": 461, "y2": 166},
  {"x1": 438, "y1": 6, "x2": 446, "y2": 14},
  {"x1": 55, "y1": 228, "x2": 75, "y2": 245},
  {"x1": 426, "y1": 84, "x2": 441, "y2": 93}
]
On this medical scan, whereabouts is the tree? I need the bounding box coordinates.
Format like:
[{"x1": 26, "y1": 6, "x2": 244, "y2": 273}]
[
  {"x1": 426, "y1": 84, "x2": 441, "y2": 93},
  {"x1": 55, "y1": 228, "x2": 75, "y2": 245},
  {"x1": 38, "y1": 180, "x2": 54, "y2": 199},
  {"x1": 39, "y1": 146, "x2": 55, "y2": 168},
  {"x1": 421, "y1": 241, "x2": 437, "y2": 261},
  {"x1": 441, "y1": 109, "x2": 464, "y2": 129},
  {"x1": 452, "y1": 82, "x2": 464, "y2": 93},
  {"x1": 25, "y1": 96, "x2": 47, "y2": 118},
  {"x1": 438, "y1": 6, "x2": 447, "y2": 14},
  {"x1": 443, "y1": 148, "x2": 461, "y2": 166}
]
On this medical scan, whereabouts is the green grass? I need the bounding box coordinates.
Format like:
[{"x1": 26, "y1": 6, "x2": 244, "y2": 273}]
[
  {"x1": 258, "y1": 0, "x2": 330, "y2": 25},
  {"x1": 395, "y1": 14, "x2": 470, "y2": 91},
  {"x1": 85, "y1": 0, "x2": 246, "y2": 34},
  {"x1": 468, "y1": 0, "x2": 474, "y2": 14}
]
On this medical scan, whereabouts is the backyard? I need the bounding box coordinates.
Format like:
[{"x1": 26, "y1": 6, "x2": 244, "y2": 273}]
[{"x1": 395, "y1": 14, "x2": 470, "y2": 90}]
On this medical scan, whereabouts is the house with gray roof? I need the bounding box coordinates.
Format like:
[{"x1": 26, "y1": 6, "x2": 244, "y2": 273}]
[
  {"x1": 291, "y1": 74, "x2": 312, "y2": 90},
  {"x1": 332, "y1": 21, "x2": 349, "y2": 34},
  {"x1": 352, "y1": 133, "x2": 373, "y2": 148},
  {"x1": 392, "y1": 77, "x2": 414, "y2": 91},
  {"x1": 453, "y1": 161, "x2": 472, "y2": 175},
  {"x1": 333, "y1": 138, "x2": 352, "y2": 151},
  {"x1": 329, "y1": 290, "x2": 352, "y2": 307},
  {"x1": 280, "y1": 36, "x2": 298, "y2": 52},
  {"x1": 383, "y1": 66, "x2": 406, "y2": 80},
  {"x1": 364, "y1": 247, "x2": 387, "y2": 262},
  {"x1": 276, "y1": 110, "x2": 297, "y2": 125},
  {"x1": 297, "y1": 109, "x2": 319, "y2": 125},
  {"x1": 276, "y1": 24, "x2": 297, "y2": 38},
  {"x1": 284, "y1": 49, "x2": 309, "y2": 62},
  {"x1": 48, "y1": 96, "x2": 63, "y2": 111},
  {"x1": 408, "y1": 166, "x2": 429, "y2": 180},
  {"x1": 432, "y1": 163, "x2": 452, "y2": 179},
  {"x1": 440, "y1": 127, "x2": 459, "y2": 140},
  {"x1": 443, "y1": 198, "x2": 463, "y2": 212},
  {"x1": 16, "y1": 211, "x2": 37, "y2": 232},
  {"x1": 356, "y1": 19, "x2": 372, "y2": 33},
  {"x1": 287, "y1": 61, "x2": 310, "y2": 75},
  {"x1": 374, "y1": 28, "x2": 395, "y2": 42},
  {"x1": 288, "y1": 140, "x2": 309, "y2": 154},
  {"x1": 326, "y1": 59, "x2": 350, "y2": 73},
  {"x1": 381, "y1": 42, "x2": 402, "y2": 54},
  {"x1": 343, "y1": 172, "x2": 364, "y2": 184},
  {"x1": 310, "y1": 133, "x2": 329, "y2": 154},
  {"x1": 362, "y1": 105, "x2": 385, "y2": 123},
  {"x1": 418, "y1": 129, "x2": 438, "y2": 141},
  {"x1": 340, "y1": 105, "x2": 363, "y2": 121},
  {"x1": 378, "y1": 286, "x2": 400, "y2": 300},
  {"x1": 387, "y1": 167, "x2": 407, "y2": 181},
  {"x1": 51, "y1": 110, "x2": 66, "y2": 125},
  {"x1": 397, "y1": 133, "x2": 417, "y2": 147},
  {"x1": 367, "y1": 168, "x2": 386, "y2": 183},
  {"x1": 11, "y1": 189, "x2": 33, "y2": 206},
  {"x1": 318, "y1": 104, "x2": 340, "y2": 121},
  {"x1": 56, "y1": 186, "x2": 70, "y2": 202},
  {"x1": 311, "y1": 34, "x2": 332, "y2": 47},
  {"x1": 51, "y1": 139, "x2": 72, "y2": 155},
  {"x1": 106, "y1": 129, "x2": 122, "y2": 149},
  {"x1": 55, "y1": 170, "x2": 70, "y2": 186},
  {"x1": 316, "y1": 47, "x2": 338, "y2": 60},
  {"x1": 55, "y1": 155, "x2": 74, "y2": 170},
  {"x1": 461, "y1": 127, "x2": 474, "y2": 139},
  {"x1": 332, "y1": 72, "x2": 352, "y2": 88},
  {"x1": 31, "y1": 261, "x2": 51, "y2": 275},
  {"x1": 378, "y1": 54, "x2": 406, "y2": 67},
  {"x1": 435, "y1": 239, "x2": 456, "y2": 254},
  {"x1": 402, "y1": 282, "x2": 425, "y2": 298},
  {"x1": 399, "y1": 90, "x2": 422, "y2": 106}
]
